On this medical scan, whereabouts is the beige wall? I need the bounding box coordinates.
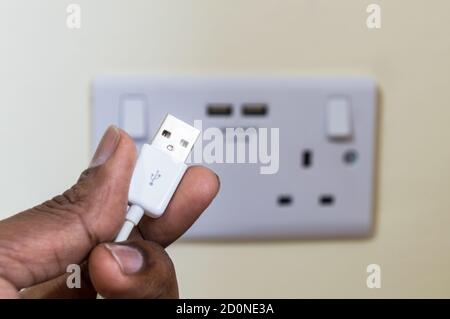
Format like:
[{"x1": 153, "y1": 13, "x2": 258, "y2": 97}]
[{"x1": 0, "y1": 0, "x2": 449, "y2": 297}]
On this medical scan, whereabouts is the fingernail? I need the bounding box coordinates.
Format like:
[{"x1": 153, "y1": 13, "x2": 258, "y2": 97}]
[
  {"x1": 105, "y1": 244, "x2": 144, "y2": 275},
  {"x1": 215, "y1": 173, "x2": 221, "y2": 189},
  {"x1": 90, "y1": 126, "x2": 120, "y2": 168}
]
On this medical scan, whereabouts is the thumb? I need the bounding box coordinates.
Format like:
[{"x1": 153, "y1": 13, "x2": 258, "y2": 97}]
[
  {"x1": 89, "y1": 240, "x2": 178, "y2": 299},
  {"x1": 0, "y1": 126, "x2": 136, "y2": 292}
]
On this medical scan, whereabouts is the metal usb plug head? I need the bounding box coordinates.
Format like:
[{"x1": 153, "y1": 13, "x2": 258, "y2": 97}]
[{"x1": 151, "y1": 114, "x2": 200, "y2": 162}]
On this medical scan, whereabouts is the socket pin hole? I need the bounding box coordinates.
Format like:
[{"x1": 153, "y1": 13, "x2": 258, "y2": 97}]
[
  {"x1": 302, "y1": 150, "x2": 313, "y2": 168},
  {"x1": 343, "y1": 149, "x2": 358, "y2": 165},
  {"x1": 278, "y1": 195, "x2": 293, "y2": 206},
  {"x1": 319, "y1": 195, "x2": 335, "y2": 206}
]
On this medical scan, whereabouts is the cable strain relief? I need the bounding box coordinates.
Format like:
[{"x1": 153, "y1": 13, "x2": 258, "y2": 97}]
[{"x1": 126, "y1": 205, "x2": 145, "y2": 226}]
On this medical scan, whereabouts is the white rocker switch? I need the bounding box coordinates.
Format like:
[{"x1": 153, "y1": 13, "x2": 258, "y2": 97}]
[
  {"x1": 120, "y1": 96, "x2": 148, "y2": 139},
  {"x1": 326, "y1": 97, "x2": 353, "y2": 140}
]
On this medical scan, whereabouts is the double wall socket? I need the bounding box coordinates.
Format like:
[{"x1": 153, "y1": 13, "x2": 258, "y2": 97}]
[{"x1": 92, "y1": 76, "x2": 378, "y2": 239}]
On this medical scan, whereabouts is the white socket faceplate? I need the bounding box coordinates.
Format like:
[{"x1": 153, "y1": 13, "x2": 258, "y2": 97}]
[{"x1": 92, "y1": 76, "x2": 378, "y2": 240}]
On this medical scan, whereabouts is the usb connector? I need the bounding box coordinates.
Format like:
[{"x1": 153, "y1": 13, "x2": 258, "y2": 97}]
[
  {"x1": 115, "y1": 114, "x2": 200, "y2": 241},
  {"x1": 151, "y1": 114, "x2": 200, "y2": 162}
]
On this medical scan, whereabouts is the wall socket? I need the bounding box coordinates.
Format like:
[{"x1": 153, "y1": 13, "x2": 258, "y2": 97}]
[{"x1": 92, "y1": 76, "x2": 378, "y2": 239}]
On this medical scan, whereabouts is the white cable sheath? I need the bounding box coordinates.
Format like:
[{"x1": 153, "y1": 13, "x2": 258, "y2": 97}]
[
  {"x1": 114, "y1": 205, "x2": 145, "y2": 242},
  {"x1": 114, "y1": 220, "x2": 135, "y2": 242}
]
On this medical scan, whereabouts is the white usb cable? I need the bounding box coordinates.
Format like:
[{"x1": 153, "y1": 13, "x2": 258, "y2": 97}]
[
  {"x1": 97, "y1": 114, "x2": 199, "y2": 298},
  {"x1": 116, "y1": 114, "x2": 200, "y2": 241}
]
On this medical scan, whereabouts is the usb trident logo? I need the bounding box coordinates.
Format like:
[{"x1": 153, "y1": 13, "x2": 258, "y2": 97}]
[{"x1": 149, "y1": 170, "x2": 162, "y2": 186}]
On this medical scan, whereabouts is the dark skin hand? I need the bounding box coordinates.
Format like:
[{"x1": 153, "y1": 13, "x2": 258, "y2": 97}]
[{"x1": 0, "y1": 126, "x2": 220, "y2": 298}]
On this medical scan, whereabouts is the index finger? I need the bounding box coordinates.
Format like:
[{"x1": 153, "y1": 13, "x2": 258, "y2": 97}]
[{"x1": 138, "y1": 166, "x2": 220, "y2": 247}]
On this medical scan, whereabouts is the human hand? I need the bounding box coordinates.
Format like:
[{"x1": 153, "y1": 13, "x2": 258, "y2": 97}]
[{"x1": 0, "y1": 126, "x2": 219, "y2": 298}]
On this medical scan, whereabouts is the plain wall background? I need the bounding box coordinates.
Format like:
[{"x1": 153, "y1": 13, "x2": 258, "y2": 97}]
[{"x1": 0, "y1": 0, "x2": 449, "y2": 297}]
